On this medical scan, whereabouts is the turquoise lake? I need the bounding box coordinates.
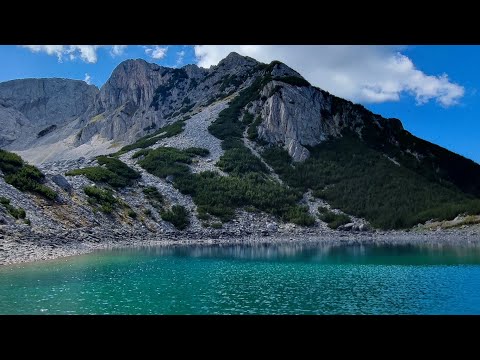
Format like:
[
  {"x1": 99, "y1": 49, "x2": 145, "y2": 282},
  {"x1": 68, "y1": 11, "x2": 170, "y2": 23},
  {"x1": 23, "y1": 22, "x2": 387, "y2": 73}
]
[{"x1": 1, "y1": 243, "x2": 480, "y2": 314}]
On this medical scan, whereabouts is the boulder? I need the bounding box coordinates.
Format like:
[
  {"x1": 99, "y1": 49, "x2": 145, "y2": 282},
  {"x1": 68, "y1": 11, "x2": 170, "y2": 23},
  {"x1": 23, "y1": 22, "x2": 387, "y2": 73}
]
[
  {"x1": 266, "y1": 222, "x2": 278, "y2": 232},
  {"x1": 338, "y1": 223, "x2": 355, "y2": 231},
  {"x1": 50, "y1": 174, "x2": 73, "y2": 194},
  {"x1": 359, "y1": 223, "x2": 369, "y2": 231}
]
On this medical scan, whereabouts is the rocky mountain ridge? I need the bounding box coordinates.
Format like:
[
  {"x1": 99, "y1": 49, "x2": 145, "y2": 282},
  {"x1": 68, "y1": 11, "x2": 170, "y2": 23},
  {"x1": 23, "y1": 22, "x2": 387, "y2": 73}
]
[{"x1": 1, "y1": 52, "x2": 480, "y2": 256}]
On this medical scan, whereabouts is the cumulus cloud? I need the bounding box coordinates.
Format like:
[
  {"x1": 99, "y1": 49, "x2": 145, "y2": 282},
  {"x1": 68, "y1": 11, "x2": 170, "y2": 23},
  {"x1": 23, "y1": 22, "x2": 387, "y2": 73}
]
[
  {"x1": 110, "y1": 45, "x2": 127, "y2": 57},
  {"x1": 145, "y1": 46, "x2": 168, "y2": 60},
  {"x1": 21, "y1": 45, "x2": 117, "y2": 63},
  {"x1": 21, "y1": 45, "x2": 67, "y2": 61},
  {"x1": 84, "y1": 73, "x2": 92, "y2": 85},
  {"x1": 194, "y1": 45, "x2": 464, "y2": 107}
]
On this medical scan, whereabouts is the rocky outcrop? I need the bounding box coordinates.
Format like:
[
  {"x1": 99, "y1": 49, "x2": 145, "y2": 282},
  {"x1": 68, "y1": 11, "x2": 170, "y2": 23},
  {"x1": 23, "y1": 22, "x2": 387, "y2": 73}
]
[
  {"x1": 0, "y1": 78, "x2": 98, "y2": 152},
  {"x1": 74, "y1": 54, "x2": 261, "y2": 148},
  {"x1": 0, "y1": 78, "x2": 97, "y2": 127},
  {"x1": 0, "y1": 105, "x2": 31, "y2": 147},
  {"x1": 258, "y1": 81, "x2": 332, "y2": 161},
  {"x1": 50, "y1": 175, "x2": 73, "y2": 194},
  {"x1": 95, "y1": 59, "x2": 165, "y2": 111},
  {"x1": 255, "y1": 64, "x2": 377, "y2": 161}
]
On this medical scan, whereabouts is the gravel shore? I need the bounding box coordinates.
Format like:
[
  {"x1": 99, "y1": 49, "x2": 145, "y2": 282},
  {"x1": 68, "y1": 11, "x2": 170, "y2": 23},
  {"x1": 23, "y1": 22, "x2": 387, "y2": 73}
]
[{"x1": 1, "y1": 224, "x2": 479, "y2": 266}]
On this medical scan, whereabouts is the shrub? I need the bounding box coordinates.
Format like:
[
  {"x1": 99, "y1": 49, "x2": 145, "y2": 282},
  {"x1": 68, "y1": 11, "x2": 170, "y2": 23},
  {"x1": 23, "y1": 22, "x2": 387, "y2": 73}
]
[
  {"x1": 0, "y1": 149, "x2": 23, "y2": 174},
  {"x1": 184, "y1": 147, "x2": 210, "y2": 157},
  {"x1": 143, "y1": 186, "x2": 164, "y2": 204},
  {"x1": 66, "y1": 157, "x2": 139, "y2": 188},
  {"x1": 211, "y1": 222, "x2": 222, "y2": 229},
  {"x1": 143, "y1": 209, "x2": 153, "y2": 217},
  {"x1": 84, "y1": 186, "x2": 118, "y2": 214},
  {"x1": 284, "y1": 206, "x2": 316, "y2": 226},
  {"x1": 318, "y1": 208, "x2": 351, "y2": 229},
  {"x1": 137, "y1": 147, "x2": 192, "y2": 179},
  {"x1": 96, "y1": 156, "x2": 140, "y2": 182},
  {"x1": 127, "y1": 209, "x2": 137, "y2": 219},
  {"x1": 0, "y1": 196, "x2": 26, "y2": 219},
  {"x1": 160, "y1": 205, "x2": 190, "y2": 230},
  {"x1": 197, "y1": 208, "x2": 211, "y2": 220},
  {"x1": 216, "y1": 145, "x2": 268, "y2": 176},
  {"x1": 132, "y1": 149, "x2": 151, "y2": 159},
  {"x1": 66, "y1": 167, "x2": 127, "y2": 188},
  {"x1": 174, "y1": 171, "x2": 305, "y2": 224},
  {"x1": 208, "y1": 75, "x2": 266, "y2": 141},
  {"x1": 242, "y1": 113, "x2": 254, "y2": 125},
  {"x1": 0, "y1": 154, "x2": 57, "y2": 200}
]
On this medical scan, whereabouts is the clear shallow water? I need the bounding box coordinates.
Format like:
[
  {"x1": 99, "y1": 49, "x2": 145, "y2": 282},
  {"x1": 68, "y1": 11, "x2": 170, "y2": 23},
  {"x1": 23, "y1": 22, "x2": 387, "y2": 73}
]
[{"x1": 1, "y1": 243, "x2": 480, "y2": 314}]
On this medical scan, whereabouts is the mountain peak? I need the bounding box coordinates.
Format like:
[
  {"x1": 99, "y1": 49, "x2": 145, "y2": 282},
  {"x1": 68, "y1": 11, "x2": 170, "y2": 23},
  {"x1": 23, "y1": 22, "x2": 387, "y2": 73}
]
[
  {"x1": 112, "y1": 58, "x2": 163, "y2": 75},
  {"x1": 217, "y1": 52, "x2": 258, "y2": 68}
]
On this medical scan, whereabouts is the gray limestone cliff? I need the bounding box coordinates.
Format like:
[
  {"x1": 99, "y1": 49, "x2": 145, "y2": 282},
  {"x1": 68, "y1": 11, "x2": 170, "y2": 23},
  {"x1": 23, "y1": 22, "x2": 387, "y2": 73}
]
[
  {"x1": 252, "y1": 62, "x2": 380, "y2": 161},
  {"x1": 0, "y1": 52, "x2": 400, "y2": 164},
  {"x1": 75, "y1": 53, "x2": 262, "y2": 147},
  {"x1": 0, "y1": 78, "x2": 98, "y2": 126},
  {"x1": 0, "y1": 78, "x2": 98, "y2": 150}
]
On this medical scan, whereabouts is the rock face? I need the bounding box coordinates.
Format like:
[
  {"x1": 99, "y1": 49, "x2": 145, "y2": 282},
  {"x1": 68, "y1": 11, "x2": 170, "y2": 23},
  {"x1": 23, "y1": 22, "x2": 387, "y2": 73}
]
[
  {"x1": 0, "y1": 78, "x2": 98, "y2": 151},
  {"x1": 258, "y1": 81, "x2": 332, "y2": 161},
  {"x1": 2, "y1": 53, "x2": 349, "y2": 163},
  {"x1": 0, "y1": 105, "x2": 31, "y2": 147},
  {"x1": 96, "y1": 59, "x2": 165, "y2": 111},
  {"x1": 254, "y1": 63, "x2": 384, "y2": 161},
  {"x1": 0, "y1": 78, "x2": 98, "y2": 126}
]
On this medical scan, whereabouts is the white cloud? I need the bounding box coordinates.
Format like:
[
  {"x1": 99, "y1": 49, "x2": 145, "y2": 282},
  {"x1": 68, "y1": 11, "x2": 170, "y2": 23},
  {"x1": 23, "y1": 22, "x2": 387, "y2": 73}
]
[
  {"x1": 194, "y1": 45, "x2": 464, "y2": 107},
  {"x1": 176, "y1": 50, "x2": 185, "y2": 66},
  {"x1": 110, "y1": 45, "x2": 127, "y2": 57},
  {"x1": 22, "y1": 45, "x2": 67, "y2": 61},
  {"x1": 84, "y1": 73, "x2": 92, "y2": 85},
  {"x1": 21, "y1": 45, "x2": 128, "y2": 64},
  {"x1": 71, "y1": 45, "x2": 100, "y2": 63},
  {"x1": 145, "y1": 46, "x2": 168, "y2": 60}
]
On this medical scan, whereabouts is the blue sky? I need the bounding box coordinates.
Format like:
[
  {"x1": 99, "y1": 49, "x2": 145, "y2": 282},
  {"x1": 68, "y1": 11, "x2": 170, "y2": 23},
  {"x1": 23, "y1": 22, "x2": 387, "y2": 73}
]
[{"x1": 0, "y1": 45, "x2": 478, "y2": 163}]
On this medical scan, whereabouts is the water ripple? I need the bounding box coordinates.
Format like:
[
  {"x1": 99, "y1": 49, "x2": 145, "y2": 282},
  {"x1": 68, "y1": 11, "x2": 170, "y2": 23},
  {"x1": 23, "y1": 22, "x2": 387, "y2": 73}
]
[{"x1": 1, "y1": 243, "x2": 480, "y2": 314}]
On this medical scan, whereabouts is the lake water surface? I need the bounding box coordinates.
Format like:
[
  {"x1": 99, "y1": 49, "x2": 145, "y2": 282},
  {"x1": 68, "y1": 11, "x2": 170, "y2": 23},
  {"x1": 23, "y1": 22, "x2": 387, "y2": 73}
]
[{"x1": 1, "y1": 243, "x2": 480, "y2": 314}]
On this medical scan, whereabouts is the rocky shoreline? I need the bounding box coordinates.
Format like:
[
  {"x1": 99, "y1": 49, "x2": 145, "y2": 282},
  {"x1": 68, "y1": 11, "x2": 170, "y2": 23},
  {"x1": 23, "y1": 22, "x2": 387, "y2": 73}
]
[{"x1": 1, "y1": 224, "x2": 480, "y2": 266}]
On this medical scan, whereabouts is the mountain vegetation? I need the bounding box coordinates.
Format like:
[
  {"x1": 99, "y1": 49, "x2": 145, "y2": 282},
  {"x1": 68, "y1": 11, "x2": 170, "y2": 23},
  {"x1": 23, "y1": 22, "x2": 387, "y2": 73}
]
[
  {"x1": 0, "y1": 149, "x2": 56, "y2": 200},
  {"x1": 66, "y1": 156, "x2": 140, "y2": 188},
  {"x1": 263, "y1": 135, "x2": 480, "y2": 229}
]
